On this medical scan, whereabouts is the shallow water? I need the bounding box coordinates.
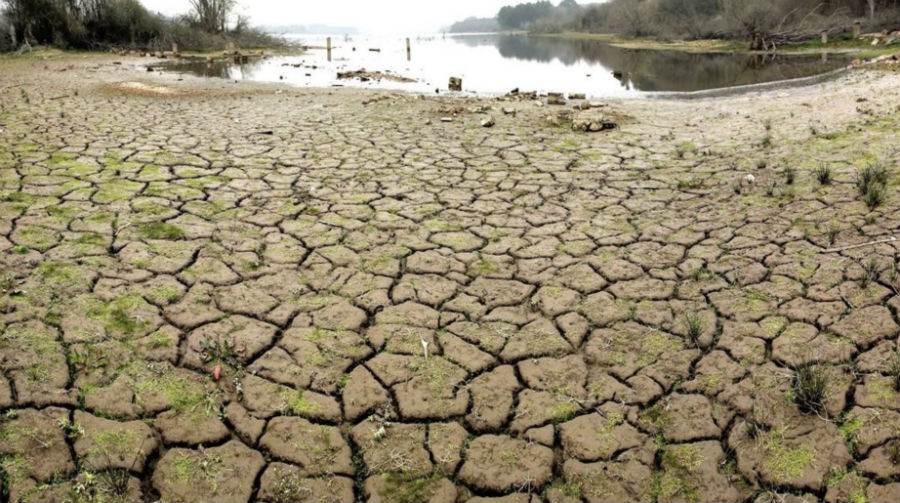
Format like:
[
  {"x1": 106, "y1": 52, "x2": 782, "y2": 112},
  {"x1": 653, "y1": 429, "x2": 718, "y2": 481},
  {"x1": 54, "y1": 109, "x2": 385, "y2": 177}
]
[{"x1": 156, "y1": 33, "x2": 849, "y2": 98}]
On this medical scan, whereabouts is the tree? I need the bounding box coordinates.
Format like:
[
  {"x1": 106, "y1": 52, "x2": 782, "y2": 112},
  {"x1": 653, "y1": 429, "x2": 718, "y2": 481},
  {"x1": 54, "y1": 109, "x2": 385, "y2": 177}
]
[
  {"x1": 188, "y1": 0, "x2": 234, "y2": 33},
  {"x1": 723, "y1": 0, "x2": 780, "y2": 49},
  {"x1": 497, "y1": 1, "x2": 554, "y2": 29}
]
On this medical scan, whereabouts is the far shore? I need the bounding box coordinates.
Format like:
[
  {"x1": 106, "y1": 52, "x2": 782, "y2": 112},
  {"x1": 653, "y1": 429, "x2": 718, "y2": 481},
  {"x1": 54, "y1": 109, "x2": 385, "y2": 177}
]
[{"x1": 468, "y1": 29, "x2": 900, "y2": 58}]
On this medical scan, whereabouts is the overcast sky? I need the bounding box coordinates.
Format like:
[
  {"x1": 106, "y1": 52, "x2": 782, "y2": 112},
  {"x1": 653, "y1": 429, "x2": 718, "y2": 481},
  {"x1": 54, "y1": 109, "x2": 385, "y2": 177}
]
[{"x1": 139, "y1": 0, "x2": 518, "y2": 34}]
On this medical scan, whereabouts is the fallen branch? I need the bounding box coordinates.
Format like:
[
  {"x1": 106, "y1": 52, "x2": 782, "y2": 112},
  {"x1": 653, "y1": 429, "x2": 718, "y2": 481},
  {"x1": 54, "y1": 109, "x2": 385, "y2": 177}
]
[{"x1": 821, "y1": 236, "x2": 898, "y2": 253}]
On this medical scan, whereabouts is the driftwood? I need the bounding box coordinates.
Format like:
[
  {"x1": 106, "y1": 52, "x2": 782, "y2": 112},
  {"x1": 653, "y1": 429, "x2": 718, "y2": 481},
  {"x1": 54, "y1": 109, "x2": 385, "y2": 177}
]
[
  {"x1": 821, "y1": 236, "x2": 898, "y2": 253},
  {"x1": 756, "y1": 3, "x2": 851, "y2": 50}
]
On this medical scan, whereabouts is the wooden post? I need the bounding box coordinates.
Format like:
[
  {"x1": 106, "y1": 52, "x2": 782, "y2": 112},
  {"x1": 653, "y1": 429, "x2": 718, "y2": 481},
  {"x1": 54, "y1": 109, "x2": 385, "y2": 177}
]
[
  {"x1": 853, "y1": 21, "x2": 861, "y2": 39},
  {"x1": 327, "y1": 37, "x2": 332, "y2": 62},
  {"x1": 406, "y1": 37, "x2": 411, "y2": 61},
  {"x1": 821, "y1": 31, "x2": 828, "y2": 44},
  {"x1": 172, "y1": 42, "x2": 178, "y2": 54}
]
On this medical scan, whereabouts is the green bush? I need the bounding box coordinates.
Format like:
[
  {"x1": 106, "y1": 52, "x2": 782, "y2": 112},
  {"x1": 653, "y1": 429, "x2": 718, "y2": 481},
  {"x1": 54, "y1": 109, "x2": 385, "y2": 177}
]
[{"x1": 1, "y1": 0, "x2": 283, "y2": 51}]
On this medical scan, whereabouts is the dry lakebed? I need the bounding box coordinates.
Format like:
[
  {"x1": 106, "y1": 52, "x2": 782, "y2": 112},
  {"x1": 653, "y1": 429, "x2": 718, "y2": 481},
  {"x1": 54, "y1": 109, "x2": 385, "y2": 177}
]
[{"x1": 0, "y1": 51, "x2": 898, "y2": 503}]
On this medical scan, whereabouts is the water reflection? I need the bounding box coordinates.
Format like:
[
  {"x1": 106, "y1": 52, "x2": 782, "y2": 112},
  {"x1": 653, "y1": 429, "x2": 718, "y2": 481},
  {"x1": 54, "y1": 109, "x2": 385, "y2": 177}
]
[
  {"x1": 154, "y1": 33, "x2": 848, "y2": 97},
  {"x1": 460, "y1": 35, "x2": 846, "y2": 92}
]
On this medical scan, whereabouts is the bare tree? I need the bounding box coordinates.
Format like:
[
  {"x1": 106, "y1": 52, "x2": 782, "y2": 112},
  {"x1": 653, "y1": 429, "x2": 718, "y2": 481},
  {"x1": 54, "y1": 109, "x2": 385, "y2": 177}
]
[
  {"x1": 188, "y1": 0, "x2": 234, "y2": 33},
  {"x1": 866, "y1": 0, "x2": 875, "y2": 19}
]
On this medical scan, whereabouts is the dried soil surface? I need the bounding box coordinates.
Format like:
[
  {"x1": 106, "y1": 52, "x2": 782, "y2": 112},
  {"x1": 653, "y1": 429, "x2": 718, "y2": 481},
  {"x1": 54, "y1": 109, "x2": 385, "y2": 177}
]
[{"x1": 0, "y1": 51, "x2": 898, "y2": 503}]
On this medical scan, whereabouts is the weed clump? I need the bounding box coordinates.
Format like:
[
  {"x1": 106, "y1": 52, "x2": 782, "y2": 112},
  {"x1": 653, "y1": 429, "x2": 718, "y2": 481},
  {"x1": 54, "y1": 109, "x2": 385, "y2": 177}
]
[
  {"x1": 814, "y1": 164, "x2": 832, "y2": 185},
  {"x1": 856, "y1": 163, "x2": 888, "y2": 210},
  {"x1": 783, "y1": 166, "x2": 795, "y2": 185},
  {"x1": 681, "y1": 313, "x2": 705, "y2": 347},
  {"x1": 889, "y1": 353, "x2": 900, "y2": 392},
  {"x1": 137, "y1": 222, "x2": 185, "y2": 240},
  {"x1": 859, "y1": 258, "x2": 881, "y2": 288},
  {"x1": 793, "y1": 364, "x2": 827, "y2": 414}
]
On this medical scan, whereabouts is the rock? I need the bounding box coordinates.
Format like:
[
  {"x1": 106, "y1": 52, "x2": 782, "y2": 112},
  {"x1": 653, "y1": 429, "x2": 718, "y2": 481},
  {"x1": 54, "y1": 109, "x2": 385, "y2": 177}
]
[
  {"x1": 546, "y1": 92, "x2": 566, "y2": 105},
  {"x1": 502, "y1": 107, "x2": 516, "y2": 116},
  {"x1": 572, "y1": 117, "x2": 617, "y2": 132},
  {"x1": 449, "y1": 77, "x2": 462, "y2": 91},
  {"x1": 440, "y1": 117, "x2": 453, "y2": 123},
  {"x1": 480, "y1": 116, "x2": 495, "y2": 128},
  {"x1": 568, "y1": 93, "x2": 586, "y2": 100}
]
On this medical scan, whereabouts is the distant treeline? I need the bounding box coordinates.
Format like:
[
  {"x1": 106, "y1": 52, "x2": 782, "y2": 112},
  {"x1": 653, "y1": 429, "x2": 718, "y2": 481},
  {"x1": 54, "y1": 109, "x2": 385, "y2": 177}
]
[
  {"x1": 448, "y1": 16, "x2": 500, "y2": 33},
  {"x1": 451, "y1": 0, "x2": 900, "y2": 47},
  {"x1": 0, "y1": 0, "x2": 283, "y2": 52}
]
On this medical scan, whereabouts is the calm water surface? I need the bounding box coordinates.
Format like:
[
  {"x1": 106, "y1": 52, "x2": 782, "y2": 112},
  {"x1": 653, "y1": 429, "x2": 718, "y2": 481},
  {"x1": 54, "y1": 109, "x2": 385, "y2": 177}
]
[{"x1": 156, "y1": 33, "x2": 849, "y2": 98}]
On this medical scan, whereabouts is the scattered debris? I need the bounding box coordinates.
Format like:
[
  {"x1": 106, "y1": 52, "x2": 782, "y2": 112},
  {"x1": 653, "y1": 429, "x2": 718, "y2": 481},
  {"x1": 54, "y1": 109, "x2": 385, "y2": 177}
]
[
  {"x1": 822, "y1": 236, "x2": 898, "y2": 253},
  {"x1": 336, "y1": 70, "x2": 415, "y2": 83}
]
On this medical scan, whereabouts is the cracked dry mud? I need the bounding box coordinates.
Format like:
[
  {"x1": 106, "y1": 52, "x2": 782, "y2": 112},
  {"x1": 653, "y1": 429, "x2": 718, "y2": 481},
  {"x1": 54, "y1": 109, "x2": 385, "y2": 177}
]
[{"x1": 0, "y1": 53, "x2": 898, "y2": 503}]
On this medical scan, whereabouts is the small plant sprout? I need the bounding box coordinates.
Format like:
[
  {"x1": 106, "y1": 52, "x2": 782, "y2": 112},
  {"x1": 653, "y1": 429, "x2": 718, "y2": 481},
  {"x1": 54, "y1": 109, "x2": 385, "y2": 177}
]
[
  {"x1": 814, "y1": 163, "x2": 832, "y2": 185},
  {"x1": 889, "y1": 353, "x2": 900, "y2": 392},
  {"x1": 682, "y1": 313, "x2": 705, "y2": 347},
  {"x1": 864, "y1": 184, "x2": 885, "y2": 210},
  {"x1": 793, "y1": 363, "x2": 827, "y2": 415},
  {"x1": 860, "y1": 258, "x2": 881, "y2": 288},
  {"x1": 783, "y1": 166, "x2": 796, "y2": 185},
  {"x1": 57, "y1": 418, "x2": 84, "y2": 439},
  {"x1": 824, "y1": 222, "x2": 840, "y2": 246},
  {"x1": 856, "y1": 163, "x2": 888, "y2": 195}
]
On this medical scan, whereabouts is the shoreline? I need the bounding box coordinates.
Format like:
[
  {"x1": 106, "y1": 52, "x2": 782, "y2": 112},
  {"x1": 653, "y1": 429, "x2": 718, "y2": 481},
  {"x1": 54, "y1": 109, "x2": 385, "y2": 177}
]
[{"x1": 527, "y1": 30, "x2": 900, "y2": 58}]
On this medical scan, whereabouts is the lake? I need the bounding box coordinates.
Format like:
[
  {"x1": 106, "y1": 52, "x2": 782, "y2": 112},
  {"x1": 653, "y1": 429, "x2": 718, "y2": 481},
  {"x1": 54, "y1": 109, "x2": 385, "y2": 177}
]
[{"x1": 156, "y1": 33, "x2": 850, "y2": 98}]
